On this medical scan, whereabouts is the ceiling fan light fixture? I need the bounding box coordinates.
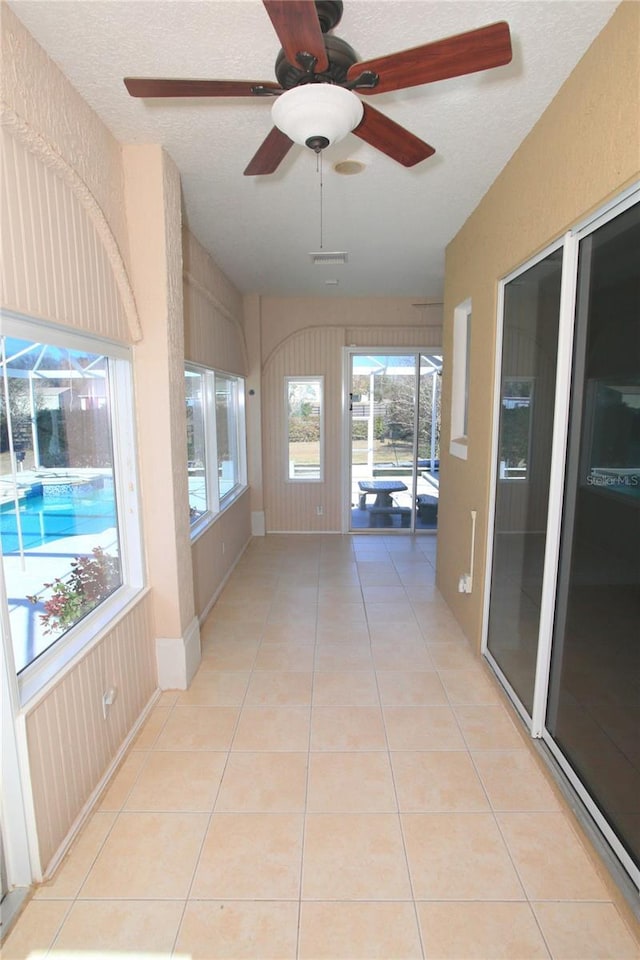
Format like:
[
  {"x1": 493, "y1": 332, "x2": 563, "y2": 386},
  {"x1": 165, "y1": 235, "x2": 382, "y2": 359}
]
[{"x1": 272, "y1": 84, "x2": 363, "y2": 152}]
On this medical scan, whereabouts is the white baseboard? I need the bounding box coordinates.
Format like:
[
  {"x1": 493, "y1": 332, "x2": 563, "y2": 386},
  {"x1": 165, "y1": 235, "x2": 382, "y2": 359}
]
[
  {"x1": 198, "y1": 535, "x2": 252, "y2": 625},
  {"x1": 183, "y1": 616, "x2": 202, "y2": 686},
  {"x1": 156, "y1": 616, "x2": 201, "y2": 690},
  {"x1": 42, "y1": 688, "x2": 160, "y2": 880},
  {"x1": 251, "y1": 511, "x2": 266, "y2": 536}
]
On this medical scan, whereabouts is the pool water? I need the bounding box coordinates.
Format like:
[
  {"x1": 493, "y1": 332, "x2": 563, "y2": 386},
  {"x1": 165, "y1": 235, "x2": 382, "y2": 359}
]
[{"x1": 1, "y1": 487, "x2": 117, "y2": 555}]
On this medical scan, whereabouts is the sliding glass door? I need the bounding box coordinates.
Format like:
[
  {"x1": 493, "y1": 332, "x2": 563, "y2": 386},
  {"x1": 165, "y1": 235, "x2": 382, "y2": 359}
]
[
  {"x1": 545, "y1": 200, "x2": 640, "y2": 881},
  {"x1": 485, "y1": 189, "x2": 639, "y2": 889},
  {"x1": 347, "y1": 352, "x2": 441, "y2": 533},
  {"x1": 486, "y1": 248, "x2": 563, "y2": 714}
]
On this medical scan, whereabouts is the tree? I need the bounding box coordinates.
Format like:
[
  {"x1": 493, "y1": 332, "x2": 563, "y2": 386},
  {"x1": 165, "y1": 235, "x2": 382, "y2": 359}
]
[{"x1": 0, "y1": 375, "x2": 37, "y2": 456}]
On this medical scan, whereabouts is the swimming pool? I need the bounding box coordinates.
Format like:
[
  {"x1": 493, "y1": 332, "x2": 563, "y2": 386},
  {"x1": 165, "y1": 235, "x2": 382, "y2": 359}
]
[{"x1": 0, "y1": 483, "x2": 117, "y2": 555}]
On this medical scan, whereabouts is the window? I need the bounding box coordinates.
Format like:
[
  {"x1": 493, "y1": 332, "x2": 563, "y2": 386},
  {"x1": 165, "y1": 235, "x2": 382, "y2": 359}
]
[
  {"x1": 185, "y1": 368, "x2": 208, "y2": 522},
  {"x1": 581, "y1": 379, "x2": 640, "y2": 500},
  {"x1": 499, "y1": 378, "x2": 534, "y2": 480},
  {"x1": 286, "y1": 377, "x2": 323, "y2": 481},
  {"x1": 185, "y1": 364, "x2": 246, "y2": 533},
  {"x1": 216, "y1": 374, "x2": 243, "y2": 499},
  {"x1": 450, "y1": 299, "x2": 472, "y2": 459},
  {"x1": 1, "y1": 314, "x2": 142, "y2": 699}
]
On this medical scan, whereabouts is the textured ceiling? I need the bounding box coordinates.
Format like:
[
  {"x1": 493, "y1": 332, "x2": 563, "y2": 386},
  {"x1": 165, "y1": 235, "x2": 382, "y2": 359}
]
[{"x1": 8, "y1": 0, "x2": 619, "y2": 298}]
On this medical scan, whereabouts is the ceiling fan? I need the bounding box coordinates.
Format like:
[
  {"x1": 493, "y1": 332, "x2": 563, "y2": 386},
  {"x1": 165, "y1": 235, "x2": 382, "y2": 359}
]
[{"x1": 124, "y1": 0, "x2": 512, "y2": 176}]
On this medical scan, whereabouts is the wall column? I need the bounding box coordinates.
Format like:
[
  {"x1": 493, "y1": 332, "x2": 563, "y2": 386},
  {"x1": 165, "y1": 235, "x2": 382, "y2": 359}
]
[
  {"x1": 243, "y1": 294, "x2": 265, "y2": 536},
  {"x1": 123, "y1": 144, "x2": 200, "y2": 688}
]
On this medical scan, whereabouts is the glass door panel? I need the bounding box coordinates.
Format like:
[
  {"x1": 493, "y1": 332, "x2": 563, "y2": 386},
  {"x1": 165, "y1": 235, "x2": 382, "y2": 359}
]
[
  {"x1": 546, "y1": 202, "x2": 640, "y2": 874},
  {"x1": 417, "y1": 355, "x2": 441, "y2": 530},
  {"x1": 348, "y1": 352, "x2": 443, "y2": 532},
  {"x1": 486, "y1": 249, "x2": 563, "y2": 714},
  {"x1": 350, "y1": 355, "x2": 417, "y2": 531}
]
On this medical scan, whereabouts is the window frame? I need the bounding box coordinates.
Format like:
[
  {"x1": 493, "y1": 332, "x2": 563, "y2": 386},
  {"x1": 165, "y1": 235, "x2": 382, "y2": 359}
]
[
  {"x1": 186, "y1": 362, "x2": 247, "y2": 541},
  {"x1": 450, "y1": 298, "x2": 472, "y2": 459},
  {"x1": 499, "y1": 376, "x2": 535, "y2": 482},
  {"x1": 285, "y1": 376, "x2": 324, "y2": 483},
  {"x1": 185, "y1": 364, "x2": 215, "y2": 529},
  {"x1": 1, "y1": 312, "x2": 144, "y2": 707},
  {"x1": 215, "y1": 372, "x2": 246, "y2": 503}
]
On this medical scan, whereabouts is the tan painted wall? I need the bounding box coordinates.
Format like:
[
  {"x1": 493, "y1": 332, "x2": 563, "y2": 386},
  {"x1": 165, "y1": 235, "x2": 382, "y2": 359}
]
[
  {"x1": 1, "y1": 5, "x2": 161, "y2": 875},
  {"x1": 257, "y1": 297, "x2": 443, "y2": 532},
  {"x1": 242, "y1": 295, "x2": 265, "y2": 521},
  {"x1": 125, "y1": 145, "x2": 195, "y2": 639},
  {"x1": 191, "y1": 491, "x2": 252, "y2": 618},
  {"x1": 0, "y1": 126, "x2": 139, "y2": 340},
  {"x1": 260, "y1": 297, "x2": 442, "y2": 366},
  {"x1": 2, "y1": 3, "x2": 256, "y2": 876},
  {"x1": 183, "y1": 228, "x2": 246, "y2": 374},
  {"x1": 25, "y1": 596, "x2": 156, "y2": 872},
  {"x1": 438, "y1": 1, "x2": 640, "y2": 648},
  {"x1": 183, "y1": 229, "x2": 252, "y2": 618},
  {"x1": 0, "y1": 5, "x2": 129, "y2": 261}
]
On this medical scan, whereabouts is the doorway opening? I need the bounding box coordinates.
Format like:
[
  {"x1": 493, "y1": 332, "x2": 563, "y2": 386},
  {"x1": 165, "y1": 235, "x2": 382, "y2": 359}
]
[{"x1": 346, "y1": 351, "x2": 441, "y2": 533}]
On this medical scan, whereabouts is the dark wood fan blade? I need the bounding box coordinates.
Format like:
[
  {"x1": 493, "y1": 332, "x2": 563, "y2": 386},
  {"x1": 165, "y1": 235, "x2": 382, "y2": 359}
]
[
  {"x1": 124, "y1": 78, "x2": 282, "y2": 98},
  {"x1": 244, "y1": 126, "x2": 294, "y2": 175},
  {"x1": 263, "y1": 0, "x2": 328, "y2": 72},
  {"x1": 353, "y1": 103, "x2": 435, "y2": 167},
  {"x1": 348, "y1": 21, "x2": 512, "y2": 94}
]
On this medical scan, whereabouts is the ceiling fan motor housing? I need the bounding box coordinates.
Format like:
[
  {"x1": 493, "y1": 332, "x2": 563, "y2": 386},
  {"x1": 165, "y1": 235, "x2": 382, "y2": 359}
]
[
  {"x1": 314, "y1": 0, "x2": 344, "y2": 33},
  {"x1": 275, "y1": 34, "x2": 359, "y2": 89}
]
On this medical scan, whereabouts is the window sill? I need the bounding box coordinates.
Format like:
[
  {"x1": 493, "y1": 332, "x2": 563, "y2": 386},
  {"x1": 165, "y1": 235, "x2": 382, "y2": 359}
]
[{"x1": 450, "y1": 438, "x2": 469, "y2": 460}]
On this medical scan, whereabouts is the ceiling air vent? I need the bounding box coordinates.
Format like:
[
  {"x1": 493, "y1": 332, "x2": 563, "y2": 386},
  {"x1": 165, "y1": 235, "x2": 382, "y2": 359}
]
[{"x1": 309, "y1": 251, "x2": 348, "y2": 265}]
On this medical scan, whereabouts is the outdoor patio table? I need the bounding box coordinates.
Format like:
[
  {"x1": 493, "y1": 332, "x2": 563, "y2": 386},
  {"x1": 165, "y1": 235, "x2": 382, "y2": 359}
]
[{"x1": 358, "y1": 479, "x2": 408, "y2": 507}]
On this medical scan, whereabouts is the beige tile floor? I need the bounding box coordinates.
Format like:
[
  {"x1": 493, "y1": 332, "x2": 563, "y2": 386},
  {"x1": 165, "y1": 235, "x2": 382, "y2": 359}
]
[{"x1": 4, "y1": 535, "x2": 640, "y2": 959}]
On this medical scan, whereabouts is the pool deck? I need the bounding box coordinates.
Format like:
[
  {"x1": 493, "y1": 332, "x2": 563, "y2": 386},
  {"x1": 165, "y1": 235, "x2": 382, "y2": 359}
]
[
  {"x1": 4, "y1": 528, "x2": 119, "y2": 673},
  {"x1": 1, "y1": 469, "x2": 118, "y2": 673}
]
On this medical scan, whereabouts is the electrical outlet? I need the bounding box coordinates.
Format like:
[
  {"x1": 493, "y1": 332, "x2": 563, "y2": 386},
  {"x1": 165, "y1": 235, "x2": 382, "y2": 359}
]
[
  {"x1": 102, "y1": 687, "x2": 117, "y2": 720},
  {"x1": 316, "y1": 505, "x2": 323, "y2": 516}
]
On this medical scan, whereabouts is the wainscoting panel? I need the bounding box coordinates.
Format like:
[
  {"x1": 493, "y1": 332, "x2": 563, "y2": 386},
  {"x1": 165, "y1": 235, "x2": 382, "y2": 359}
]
[
  {"x1": 183, "y1": 230, "x2": 247, "y2": 376},
  {"x1": 0, "y1": 127, "x2": 135, "y2": 342},
  {"x1": 191, "y1": 491, "x2": 252, "y2": 622},
  {"x1": 25, "y1": 594, "x2": 156, "y2": 873},
  {"x1": 263, "y1": 326, "x2": 346, "y2": 532}
]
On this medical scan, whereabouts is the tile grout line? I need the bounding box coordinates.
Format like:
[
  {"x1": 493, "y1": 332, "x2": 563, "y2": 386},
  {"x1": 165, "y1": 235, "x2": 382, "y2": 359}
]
[
  {"x1": 362, "y1": 536, "x2": 428, "y2": 960},
  {"x1": 179, "y1": 560, "x2": 277, "y2": 926},
  {"x1": 295, "y1": 552, "x2": 321, "y2": 960}
]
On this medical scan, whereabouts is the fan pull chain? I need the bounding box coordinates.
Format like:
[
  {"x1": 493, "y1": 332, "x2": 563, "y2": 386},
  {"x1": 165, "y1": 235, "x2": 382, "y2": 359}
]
[{"x1": 317, "y1": 150, "x2": 324, "y2": 250}]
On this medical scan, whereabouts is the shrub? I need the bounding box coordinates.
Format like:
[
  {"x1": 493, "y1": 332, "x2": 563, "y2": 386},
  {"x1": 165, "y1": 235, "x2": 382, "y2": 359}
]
[
  {"x1": 287, "y1": 416, "x2": 320, "y2": 442},
  {"x1": 27, "y1": 547, "x2": 121, "y2": 636}
]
